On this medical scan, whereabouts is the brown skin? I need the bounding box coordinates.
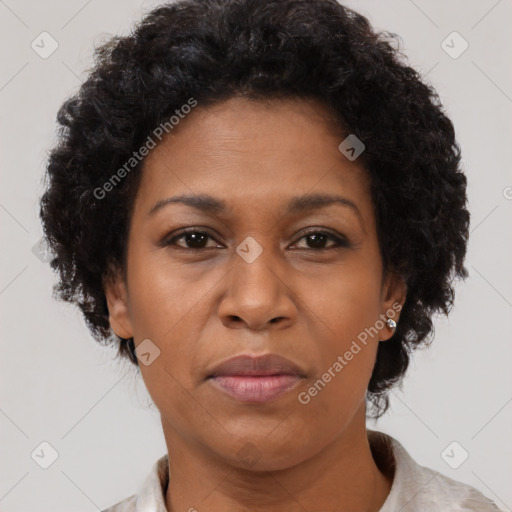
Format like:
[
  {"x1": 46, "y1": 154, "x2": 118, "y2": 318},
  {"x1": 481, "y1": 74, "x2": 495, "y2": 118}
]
[{"x1": 105, "y1": 96, "x2": 407, "y2": 512}]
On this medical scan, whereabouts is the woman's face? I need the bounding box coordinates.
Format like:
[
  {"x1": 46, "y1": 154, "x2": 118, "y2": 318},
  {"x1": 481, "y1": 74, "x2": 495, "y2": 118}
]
[{"x1": 106, "y1": 96, "x2": 405, "y2": 470}]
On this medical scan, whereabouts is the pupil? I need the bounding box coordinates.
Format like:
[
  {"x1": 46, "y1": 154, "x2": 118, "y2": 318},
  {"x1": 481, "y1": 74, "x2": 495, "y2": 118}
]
[
  {"x1": 187, "y1": 233, "x2": 207, "y2": 248},
  {"x1": 308, "y1": 233, "x2": 326, "y2": 248}
]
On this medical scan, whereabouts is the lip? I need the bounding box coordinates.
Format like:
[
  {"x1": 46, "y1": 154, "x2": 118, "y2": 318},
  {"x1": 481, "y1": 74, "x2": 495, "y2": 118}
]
[{"x1": 206, "y1": 354, "x2": 306, "y2": 403}]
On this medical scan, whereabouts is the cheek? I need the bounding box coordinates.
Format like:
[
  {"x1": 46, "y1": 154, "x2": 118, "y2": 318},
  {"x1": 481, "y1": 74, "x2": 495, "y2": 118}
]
[
  {"x1": 307, "y1": 260, "x2": 383, "y2": 343},
  {"x1": 124, "y1": 248, "x2": 216, "y2": 406},
  {"x1": 125, "y1": 245, "x2": 208, "y2": 338},
  {"x1": 296, "y1": 273, "x2": 382, "y2": 425},
  {"x1": 297, "y1": 260, "x2": 383, "y2": 398}
]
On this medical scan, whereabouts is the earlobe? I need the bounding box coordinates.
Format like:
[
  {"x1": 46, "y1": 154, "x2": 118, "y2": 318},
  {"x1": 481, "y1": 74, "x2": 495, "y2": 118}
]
[
  {"x1": 104, "y1": 271, "x2": 134, "y2": 340},
  {"x1": 379, "y1": 270, "x2": 407, "y2": 342}
]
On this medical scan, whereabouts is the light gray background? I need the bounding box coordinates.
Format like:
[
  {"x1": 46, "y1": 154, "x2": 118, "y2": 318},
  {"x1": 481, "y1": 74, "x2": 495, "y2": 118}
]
[{"x1": 1, "y1": 0, "x2": 511, "y2": 510}]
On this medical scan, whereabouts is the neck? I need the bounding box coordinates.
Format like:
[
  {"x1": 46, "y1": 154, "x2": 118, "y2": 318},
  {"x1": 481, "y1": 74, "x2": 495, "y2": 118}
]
[{"x1": 163, "y1": 406, "x2": 392, "y2": 512}]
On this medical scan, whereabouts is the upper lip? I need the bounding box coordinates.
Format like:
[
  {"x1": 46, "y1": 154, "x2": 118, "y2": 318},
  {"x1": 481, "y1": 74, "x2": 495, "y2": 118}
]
[{"x1": 207, "y1": 354, "x2": 306, "y2": 378}]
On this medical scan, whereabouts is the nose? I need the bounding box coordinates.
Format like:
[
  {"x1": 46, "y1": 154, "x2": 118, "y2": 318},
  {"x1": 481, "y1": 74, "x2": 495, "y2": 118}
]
[{"x1": 217, "y1": 241, "x2": 297, "y2": 331}]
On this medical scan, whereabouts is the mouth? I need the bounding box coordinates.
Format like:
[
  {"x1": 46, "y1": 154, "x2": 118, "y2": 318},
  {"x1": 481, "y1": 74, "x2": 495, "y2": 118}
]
[{"x1": 206, "y1": 353, "x2": 306, "y2": 403}]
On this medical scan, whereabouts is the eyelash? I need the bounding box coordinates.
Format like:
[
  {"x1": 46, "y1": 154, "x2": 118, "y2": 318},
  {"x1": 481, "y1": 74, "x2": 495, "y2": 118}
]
[{"x1": 161, "y1": 227, "x2": 351, "y2": 251}]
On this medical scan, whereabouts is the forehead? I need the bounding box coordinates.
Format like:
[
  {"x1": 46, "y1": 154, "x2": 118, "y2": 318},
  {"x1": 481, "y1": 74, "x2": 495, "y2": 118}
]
[{"x1": 133, "y1": 96, "x2": 373, "y2": 223}]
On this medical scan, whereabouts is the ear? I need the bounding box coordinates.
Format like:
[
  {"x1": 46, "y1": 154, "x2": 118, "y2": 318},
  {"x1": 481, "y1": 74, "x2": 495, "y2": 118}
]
[
  {"x1": 378, "y1": 270, "x2": 407, "y2": 342},
  {"x1": 103, "y1": 269, "x2": 134, "y2": 340}
]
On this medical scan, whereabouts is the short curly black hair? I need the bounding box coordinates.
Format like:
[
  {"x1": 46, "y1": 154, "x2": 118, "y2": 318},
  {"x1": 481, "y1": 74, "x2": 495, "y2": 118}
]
[{"x1": 39, "y1": 0, "x2": 470, "y2": 418}]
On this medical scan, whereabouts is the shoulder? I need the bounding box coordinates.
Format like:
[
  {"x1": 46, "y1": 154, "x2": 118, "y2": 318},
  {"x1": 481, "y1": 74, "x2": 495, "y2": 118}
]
[
  {"x1": 100, "y1": 453, "x2": 169, "y2": 512},
  {"x1": 408, "y1": 464, "x2": 503, "y2": 511},
  {"x1": 368, "y1": 430, "x2": 504, "y2": 512}
]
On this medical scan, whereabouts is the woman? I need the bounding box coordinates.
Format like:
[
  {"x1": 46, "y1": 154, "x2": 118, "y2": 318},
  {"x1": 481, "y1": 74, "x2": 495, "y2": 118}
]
[{"x1": 39, "y1": 0, "x2": 503, "y2": 510}]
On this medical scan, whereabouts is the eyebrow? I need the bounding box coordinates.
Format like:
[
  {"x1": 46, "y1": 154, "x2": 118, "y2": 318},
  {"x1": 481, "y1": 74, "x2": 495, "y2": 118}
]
[{"x1": 148, "y1": 193, "x2": 363, "y2": 223}]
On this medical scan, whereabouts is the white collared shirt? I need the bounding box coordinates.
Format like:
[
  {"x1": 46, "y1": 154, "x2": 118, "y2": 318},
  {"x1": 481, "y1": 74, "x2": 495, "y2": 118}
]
[{"x1": 102, "y1": 430, "x2": 503, "y2": 511}]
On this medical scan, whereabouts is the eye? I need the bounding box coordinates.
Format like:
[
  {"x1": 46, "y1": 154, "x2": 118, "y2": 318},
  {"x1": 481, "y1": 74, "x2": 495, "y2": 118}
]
[
  {"x1": 291, "y1": 230, "x2": 351, "y2": 251},
  {"x1": 162, "y1": 228, "x2": 222, "y2": 250}
]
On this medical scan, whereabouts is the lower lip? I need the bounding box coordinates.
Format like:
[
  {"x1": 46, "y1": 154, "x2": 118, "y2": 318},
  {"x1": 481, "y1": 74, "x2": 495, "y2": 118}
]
[{"x1": 208, "y1": 375, "x2": 303, "y2": 403}]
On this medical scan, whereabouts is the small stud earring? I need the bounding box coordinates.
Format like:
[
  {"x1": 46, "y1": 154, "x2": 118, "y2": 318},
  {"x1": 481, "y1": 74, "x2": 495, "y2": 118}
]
[{"x1": 386, "y1": 317, "x2": 397, "y2": 331}]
